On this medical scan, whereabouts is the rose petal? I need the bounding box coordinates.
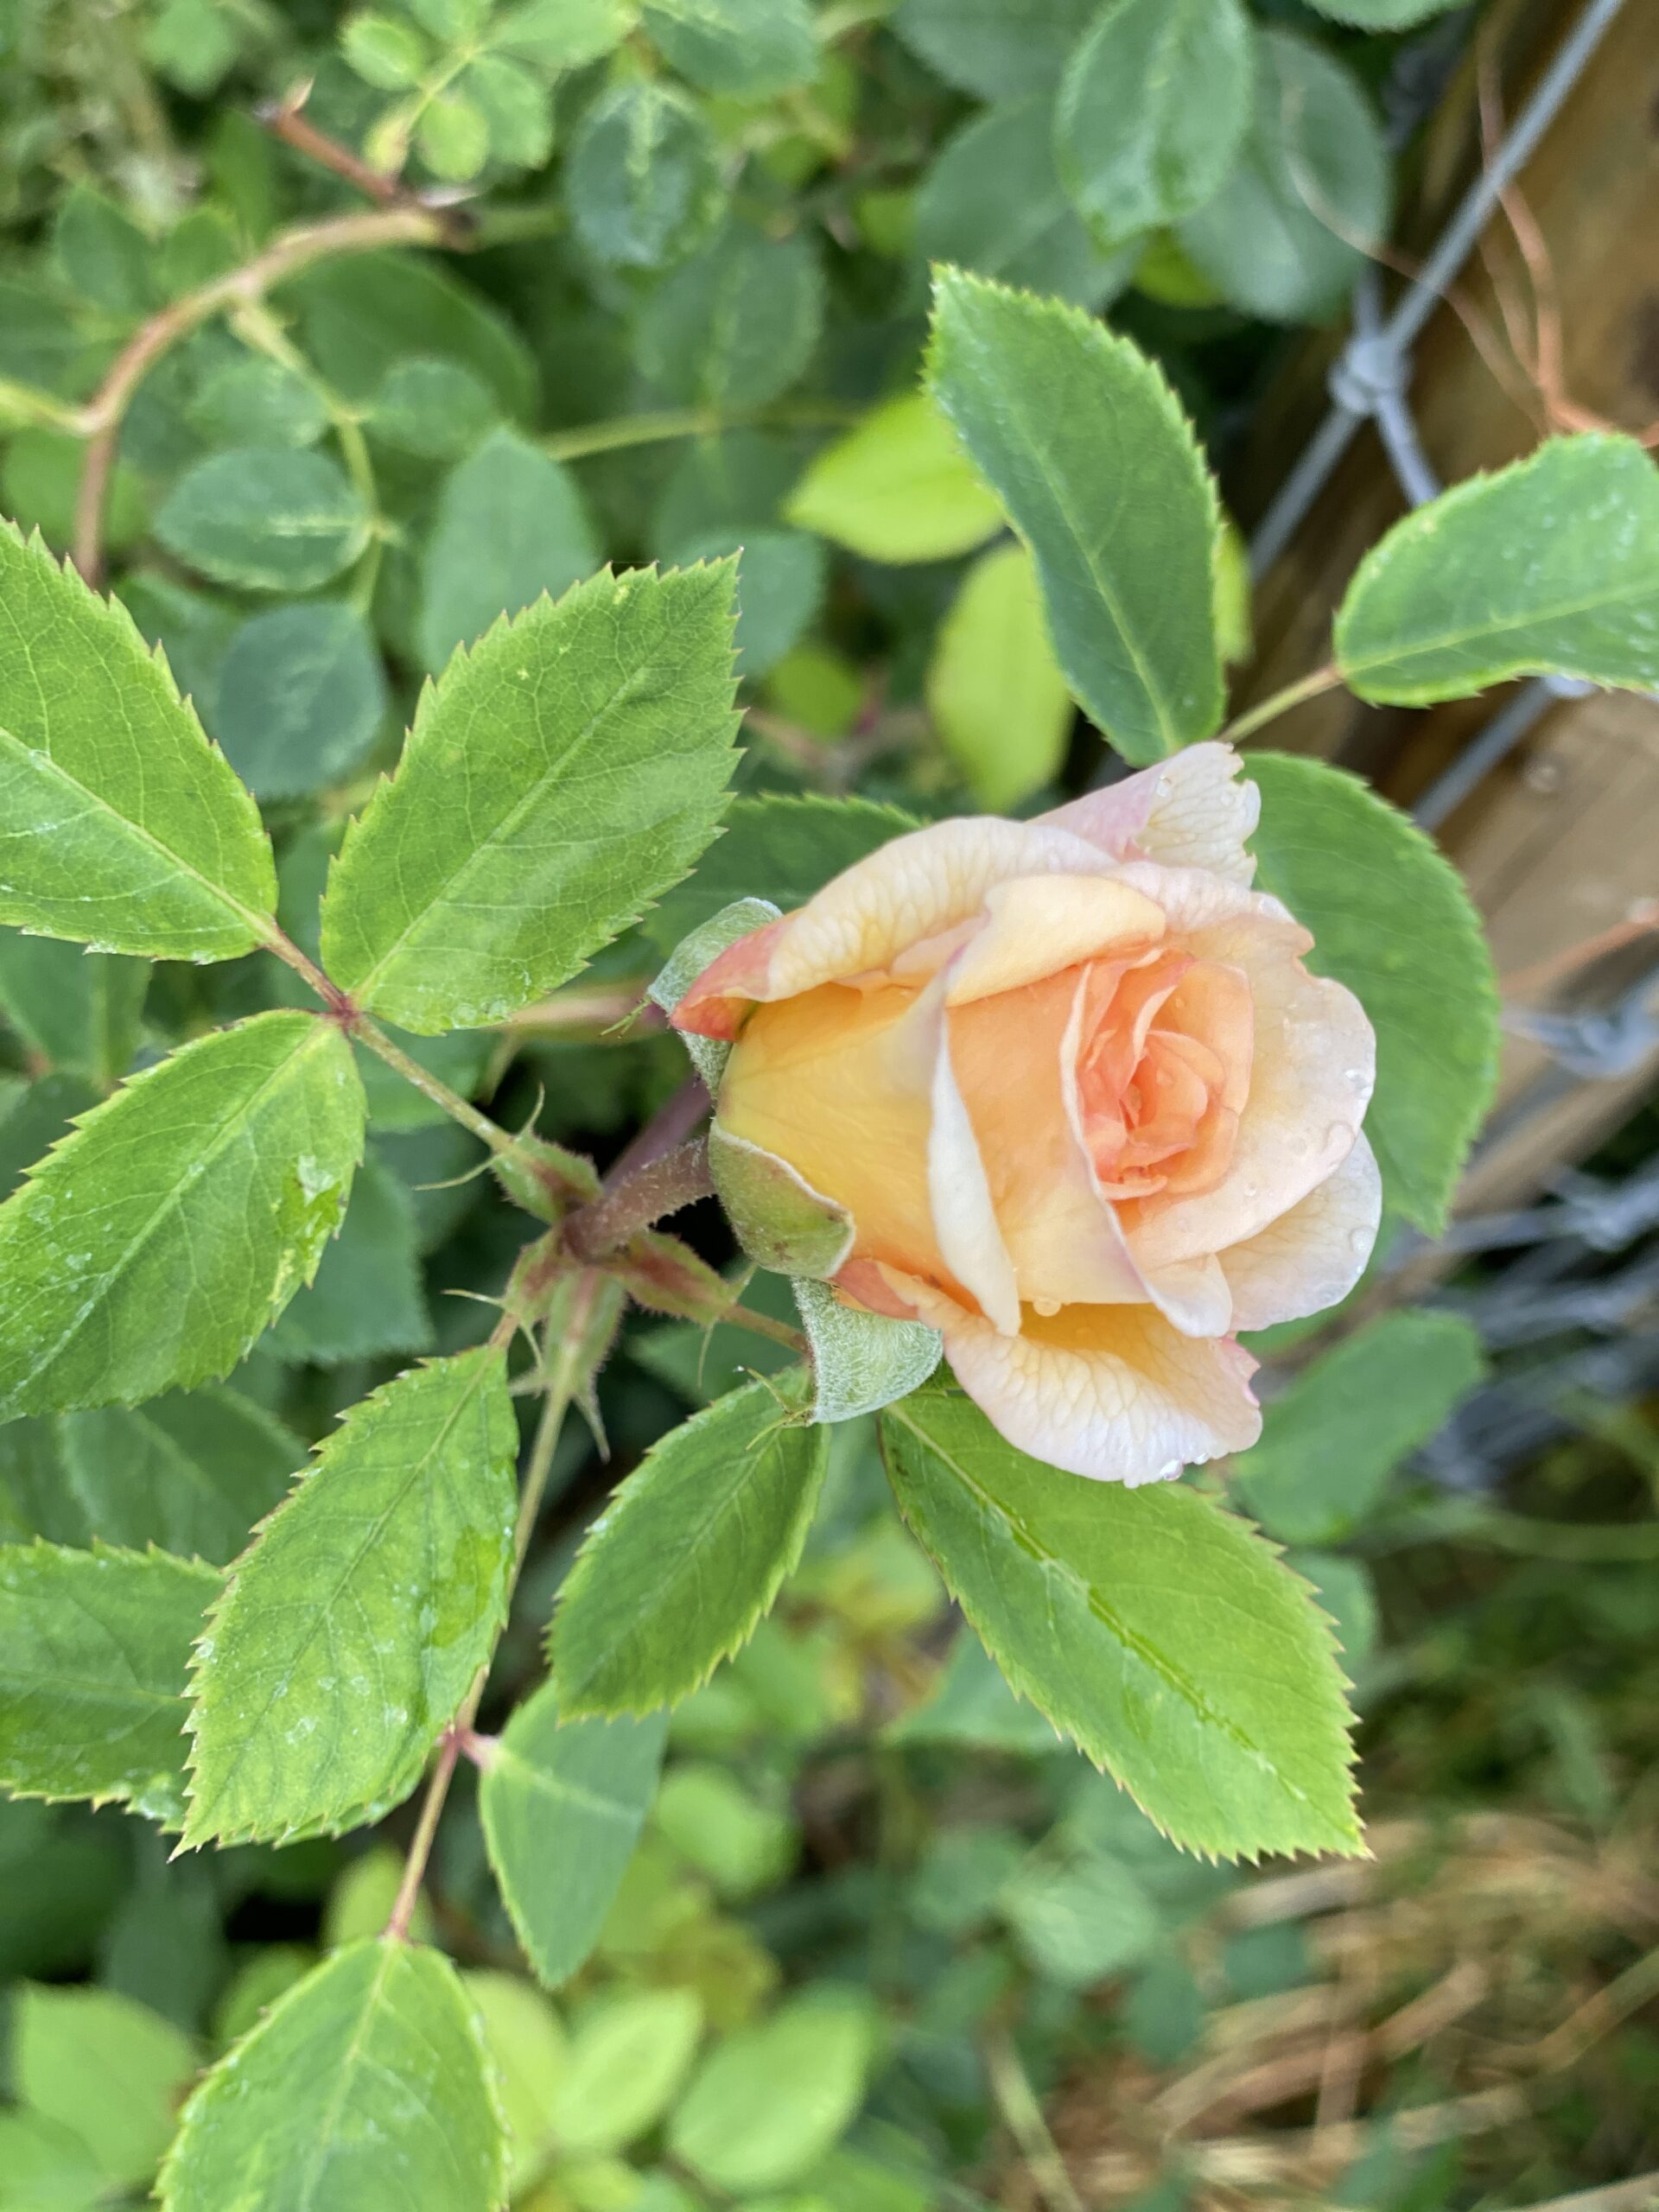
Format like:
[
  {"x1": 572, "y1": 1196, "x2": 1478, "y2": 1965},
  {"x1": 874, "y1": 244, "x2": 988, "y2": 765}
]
[
  {"x1": 932, "y1": 1000, "x2": 1022, "y2": 1336},
  {"x1": 895, "y1": 1274, "x2": 1262, "y2": 1484},
  {"x1": 674, "y1": 816, "x2": 1116, "y2": 1034},
  {"x1": 1219, "y1": 1130, "x2": 1382, "y2": 1332},
  {"x1": 1038, "y1": 741, "x2": 1260, "y2": 885},
  {"x1": 1119, "y1": 885, "x2": 1376, "y2": 1269},
  {"x1": 943, "y1": 876, "x2": 1165, "y2": 1004}
]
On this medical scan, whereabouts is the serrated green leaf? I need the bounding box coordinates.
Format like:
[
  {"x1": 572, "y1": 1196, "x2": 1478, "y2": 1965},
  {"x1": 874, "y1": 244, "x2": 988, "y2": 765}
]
[
  {"x1": 323, "y1": 564, "x2": 741, "y2": 1033},
  {"x1": 1178, "y1": 28, "x2": 1389, "y2": 323},
  {"x1": 1247, "y1": 752, "x2": 1499, "y2": 1234},
  {"x1": 667, "y1": 525, "x2": 825, "y2": 679},
  {"x1": 0, "y1": 929, "x2": 148, "y2": 1085},
  {"x1": 926, "y1": 538, "x2": 1072, "y2": 807},
  {"x1": 792, "y1": 1278, "x2": 942, "y2": 1423},
  {"x1": 880, "y1": 1384, "x2": 1360, "y2": 1859},
  {"x1": 461, "y1": 55, "x2": 555, "y2": 169},
  {"x1": 159, "y1": 1939, "x2": 505, "y2": 2212},
  {"x1": 0, "y1": 1072, "x2": 98, "y2": 1202},
  {"x1": 212, "y1": 601, "x2": 388, "y2": 802},
  {"x1": 480, "y1": 1680, "x2": 667, "y2": 1988},
  {"x1": 643, "y1": 792, "x2": 916, "y2": 955},
  {"x1": 915, "y1": 95, "x2": 1136, "y2": 311},
  {"x1": 785, "y1": 391, "x2": 1004, "y2": 564},
  {"x1": 492, "y1": 0, "x2": 632, "y2": 66},
  {"x1": 1288, "y1": 1550, "x2": 1378, "y2": 1669},
  {"x1": 927, "y1": 268, "x2": 1222, "y2": 764},
  {"x1": 892, "y1": 0, "x2": 1098, "y2": 99},
  {"x1": 639, "y1": 222, "x2": 823, "y2": 411},
  {"x1": 0, "y1": 1012, "x2": 365, "y2": 1420},
  {"x1": 668, "y1": 1992, "x2": 874, "y2": 2194},
  {"x1": 183, "y1": 1346, "x2": 517, "y2": 1846},
  {"x1": 0, "y1": 525, "x2": 275, "y2": 960},
  {"x1": 155, "y1": 446, "x2": 372, "y2": 593},
  {"x1": 268, "y1": 1150, "x2": 434, "y2": 1366},
  {"x1": 6, "y1": 1388, "x2": 303, "y2": 1565},
  {"x1": 1055, "y1": 0, "x2": 1253, "y2": 252},
  {"x1": 548, "y1": 1989, "x2": 703, "y2": 2157},
  {"x1": 1236, "y1": 1311, "x2": 1484, "y2": 1544},
  {"x1": 551, "y1": 1371, "x2": 829, "y2": 1717},
  {"x1": 416, "y1": 427, "x2": 600, "y2": 673},
  {"x1": 642, "y1": 0, "x2": 817, "y2": 96},
  {"x1": 568, "y1": 81, "x2": 725, "y2": 270},
  {"x1": 0, "y1": 1543, "x2": 219, "y2": 1823},
  {"x1": 14, "y1": 1981, "x2": 197, "y2": 2189},
  {"x1": 1335, "y1": 435, "x2": 1659, "y2": 704}
]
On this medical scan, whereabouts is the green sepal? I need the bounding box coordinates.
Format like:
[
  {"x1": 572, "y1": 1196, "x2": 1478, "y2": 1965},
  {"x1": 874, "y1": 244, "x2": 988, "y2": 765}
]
[
  {"x1": 648, "y1": 895, "x2": 779, "y2": 1090},
  {"x1": 709, "y1": 1124, "x2": 854, "y2": 1281},
  {"x1": 792, "y1": 1278, "x2": 941, "y2": 1423}
]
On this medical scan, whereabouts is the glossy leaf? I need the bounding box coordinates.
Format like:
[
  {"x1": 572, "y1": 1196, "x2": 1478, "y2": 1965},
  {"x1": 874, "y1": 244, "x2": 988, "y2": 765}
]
[
  {"x1": 546, "y1": 1989, "x2": 703, "y2": 2157},
  {"x1": 159, "y1": 1939, "x2": 505, "y2": 2212},
  {"x1": 212, "y1": 601, "x2": 388, "y2": 801},
  {"x1": 0, "y1": 524, "x2": 274, "y2": 959},
  {"x1": 550, "y1": 1371, "x2": 829, "y2": 1717},
  {"x1": 322, "y1": 564, "x2": 741, "y2": 1033},
  {"x1": 785, "y1": 391, "x2": 1004, "y2": 564},
  {"x1": 926, "y1": 538, "x2": 1072, "y2": 807},
  {"x1": 668, "y1": 1992, "x2": 874, "y2": 2194},
  {"x1": 0, "y1": 1011, "x2": 365, "y2": 1420},
  {"x1": 416, "y1": 426, "x2": 601, "y2": 674},
  {"x1": 14, "y1": 1981, "x2": 197, "y2": 2189},
  {"x1": 928, "y1": 268, "x2": 1222, "y2": 763},
  {"x1": 880, "y1": 1385, "x2": 1360, "y2": 1859},
  {"x1": 892, "y1": 0, "x2": 1098, "y2": 99},
  {"x1": 1179, "y1": 29, "x2": 1389, "y2": 323},
  {"x1": 1055, "y1": 0, "x2": 1254, "y2": 251},
  {"x1": 1247, "y1": 752, "x2": 1499, "y2": 1234},
  {"x1": 567, "y1": 81, "x2": 724, "y2": 270},
  {"x1": 915, "y1": 96, "x2": 1135, "y2": 310},
  {"x1": 7, "y1": 1388, "x2": 302, "y2": 1565},
  {"x1": 0, "y1": 928, "x2": 148, "y2": 1085},
  {"x1": 183, "y1": 1347, "x2": 517, "y2": 1846},
  {"x1": 479, "y1": 1679, "x2": 667, "y2": 1988},
  {"x1": 267, "y1": 1150, "x2": 434, "y2": 1366},
  {"x1": 1235, "y1": 1311, "x2": 1485, "y2": 1544},
  {"x1": 1335, "y1": 435, "x2": 1659, "y2": 703},
  {"x1": 638, "y1": 223, "x2": 823, "y2": 410},
  {"x1": 641, "y1": 0, "x2": 817, "y2": 99},
  {"x1": 0, "y1": 1544, "x2": 218, "y2": 1824},
  {"x1": 155, "y1": 446, "x2": 372, "y2": 593}
]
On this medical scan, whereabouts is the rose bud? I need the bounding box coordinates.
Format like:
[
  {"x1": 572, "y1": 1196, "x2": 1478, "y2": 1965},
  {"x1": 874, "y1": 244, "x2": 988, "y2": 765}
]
[{"x1": 672, "y1": 744, "x2": 1379, "y2": 1485}]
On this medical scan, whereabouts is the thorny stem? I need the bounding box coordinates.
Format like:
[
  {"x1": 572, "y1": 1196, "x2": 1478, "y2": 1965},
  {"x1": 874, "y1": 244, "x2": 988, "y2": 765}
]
[
  {"x1": 565, "y1": 1138, "x2": 715, "y2": 1261},
  {"x1": 386, "y1": 1274, "x2": 599, "y2": 1942},
  {"x1": 353, "y1": 1018, "x2": 524, "y2": 1161},
  {"x1": 257, "y1": 87, "x2": 468, "y2": 238},
  {"x1": 601, "y1": 1075, "x2": 712, "y2": 1190},
  {"x1": 1217, "y1": 662, "x2": 1344, "y2": 747},
  {"x1": 72, "y1": 205, "x2": 444, "y2": 584}
]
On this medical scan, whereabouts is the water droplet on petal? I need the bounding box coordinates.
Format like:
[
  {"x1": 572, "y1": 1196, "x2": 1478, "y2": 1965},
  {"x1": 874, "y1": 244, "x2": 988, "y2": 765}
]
[
  {"x1": 1155, "y1": 1457, "x2": 1184, "y2": 1479},
  {"x1": 1033, "y1": 1294, "x2": 1061, "y2": 1318}
]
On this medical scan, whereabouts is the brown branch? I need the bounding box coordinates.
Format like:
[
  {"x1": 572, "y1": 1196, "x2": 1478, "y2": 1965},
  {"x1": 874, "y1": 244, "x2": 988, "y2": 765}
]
[
  {"x1": 564, "y1": 1139, "x2": 715, "y2": 1262},
  {"x1": 72, "y1": 204, "x2": 443, "y2": 586}
]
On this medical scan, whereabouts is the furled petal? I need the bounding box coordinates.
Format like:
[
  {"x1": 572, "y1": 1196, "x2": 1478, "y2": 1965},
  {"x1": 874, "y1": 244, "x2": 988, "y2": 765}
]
[
  {"x1": 1038, "y1": 741, "x2": 1260, "y2": 885},
  {"x1": 674, "y1": 816, "x2": 1116, "y2": 1035},
  {"x1": 1219, "y1": 1131, "x2": 1382, "y2": 1332},
  {"x1": 943, "y1": 876, "x2": 1164, "y2": 1004},
  {"x1": 894, "y1": 1275, "x2": 1262, "y2": 1484},
  {"x1": 1114, "y1": 871, "x2": 1376, "y2": 1270}
]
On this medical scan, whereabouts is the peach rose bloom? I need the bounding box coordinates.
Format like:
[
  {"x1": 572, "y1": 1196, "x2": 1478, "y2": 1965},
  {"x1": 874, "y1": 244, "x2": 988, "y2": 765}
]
[{"x1": 672, "y1": 744, "x2": 1380, "y2": 1484}]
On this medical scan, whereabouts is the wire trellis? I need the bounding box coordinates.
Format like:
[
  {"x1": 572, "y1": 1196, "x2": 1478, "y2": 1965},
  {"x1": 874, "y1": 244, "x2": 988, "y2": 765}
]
[{"x1": 1243, "y1": 0, "x2": 1659, "y2": 1482}]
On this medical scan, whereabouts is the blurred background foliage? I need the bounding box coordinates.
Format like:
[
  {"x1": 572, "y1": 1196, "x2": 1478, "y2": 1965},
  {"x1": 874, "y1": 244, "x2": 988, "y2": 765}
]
[{"x1": 1, "y1": 0, "x2": 1657, "y2": 2207}]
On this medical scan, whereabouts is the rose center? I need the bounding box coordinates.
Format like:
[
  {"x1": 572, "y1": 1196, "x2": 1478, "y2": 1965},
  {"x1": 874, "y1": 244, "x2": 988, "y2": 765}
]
[{"x1": 1075, "y1": 949, "x2": 1253, "y2": 1203}]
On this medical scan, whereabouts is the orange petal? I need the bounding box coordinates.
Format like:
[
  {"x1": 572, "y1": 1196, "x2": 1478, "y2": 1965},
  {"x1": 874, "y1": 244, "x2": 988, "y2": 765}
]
[
  {"x1": 1219, "y1": 1131, "x2": 1382, "y2": 1332},
  {"x1": 899, "y1": 1277, "x2": 1262, "y2": 1484}
]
